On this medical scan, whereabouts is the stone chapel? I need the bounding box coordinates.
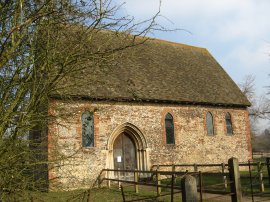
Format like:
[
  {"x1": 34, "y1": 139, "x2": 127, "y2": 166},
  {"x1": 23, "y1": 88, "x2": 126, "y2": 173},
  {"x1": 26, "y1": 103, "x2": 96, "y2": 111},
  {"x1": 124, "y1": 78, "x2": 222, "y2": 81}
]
[{"x1": 47, "y1": 35, "x2": 251, "y2": 190}]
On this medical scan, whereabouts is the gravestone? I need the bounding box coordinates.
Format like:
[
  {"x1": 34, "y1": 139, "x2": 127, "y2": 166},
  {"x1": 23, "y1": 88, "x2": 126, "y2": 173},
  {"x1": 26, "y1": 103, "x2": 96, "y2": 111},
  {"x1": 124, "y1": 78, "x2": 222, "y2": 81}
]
[{"x1": 181, "y1": 175, "x2": 198, "y2": 202}]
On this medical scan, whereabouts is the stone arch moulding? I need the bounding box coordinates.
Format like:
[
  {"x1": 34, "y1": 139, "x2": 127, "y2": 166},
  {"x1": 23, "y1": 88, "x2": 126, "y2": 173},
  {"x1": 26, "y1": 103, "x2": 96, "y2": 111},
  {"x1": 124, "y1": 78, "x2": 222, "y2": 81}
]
[{"x1": 106, "y1": 122, "x2": 150, "y2": 172}]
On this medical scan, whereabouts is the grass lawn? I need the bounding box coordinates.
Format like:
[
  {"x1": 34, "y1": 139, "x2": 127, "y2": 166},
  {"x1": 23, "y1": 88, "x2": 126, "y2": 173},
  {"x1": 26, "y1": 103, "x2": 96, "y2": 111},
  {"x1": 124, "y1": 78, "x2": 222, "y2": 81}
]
[
  {"x1": 29, "y1": 185, "x2": 181, "y2": 202},
  {"x1": 8, "y1": 161, "x2": 270, "y2": 202}
]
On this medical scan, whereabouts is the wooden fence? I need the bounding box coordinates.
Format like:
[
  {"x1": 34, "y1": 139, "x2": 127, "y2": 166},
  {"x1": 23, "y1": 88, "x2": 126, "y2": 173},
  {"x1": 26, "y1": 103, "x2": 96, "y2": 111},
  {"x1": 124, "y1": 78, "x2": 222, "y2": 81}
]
[
  {"x1": 151, "y1": 159, "x2": 270, "y2": 194},
  {"x1": 97, "y1": 157, "x2": 246, "y2": 202},
  {"x1": 252, "y1": 151, "x2": 270, "y2": 159},
  {"x1": 150, "y1": 158, "x2": 270, "y2": 202}
]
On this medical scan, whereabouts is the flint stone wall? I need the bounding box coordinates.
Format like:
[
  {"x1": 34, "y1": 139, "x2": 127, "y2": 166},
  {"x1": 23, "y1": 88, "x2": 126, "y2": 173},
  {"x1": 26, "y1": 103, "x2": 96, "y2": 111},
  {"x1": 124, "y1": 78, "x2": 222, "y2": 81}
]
[{"x1": 48, "y1": 99, "x2": 251, "y2": 190}]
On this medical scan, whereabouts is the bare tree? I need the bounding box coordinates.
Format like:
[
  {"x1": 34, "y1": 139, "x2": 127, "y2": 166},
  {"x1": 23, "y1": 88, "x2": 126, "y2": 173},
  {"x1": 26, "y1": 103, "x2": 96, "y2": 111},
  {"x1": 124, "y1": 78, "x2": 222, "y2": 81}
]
[
  {"x1": 239, "y1": 75, "x2": 270, "y2": 121},
  {"x1": 239, "y1": 74, "x2": 270, "y2": 152},
  {"x1": 238, "y1": 74, "x2": 256, "y2": 102},
  {"x1": 0, "y1": 0, "x2": 164, "y2": 200}
]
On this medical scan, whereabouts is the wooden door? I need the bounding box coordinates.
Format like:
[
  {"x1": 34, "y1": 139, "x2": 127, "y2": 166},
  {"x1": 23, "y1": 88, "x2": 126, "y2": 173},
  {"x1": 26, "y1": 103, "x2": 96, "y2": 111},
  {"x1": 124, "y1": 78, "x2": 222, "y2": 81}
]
[{"x1": 113, "y1": 133, "x2": 137, "y2": 172}]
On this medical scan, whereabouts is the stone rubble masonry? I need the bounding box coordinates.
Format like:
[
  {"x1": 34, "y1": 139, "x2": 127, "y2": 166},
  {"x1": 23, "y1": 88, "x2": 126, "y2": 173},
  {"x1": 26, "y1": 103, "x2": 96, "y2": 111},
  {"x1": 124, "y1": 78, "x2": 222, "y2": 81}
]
[{"x1": 47, "y1": 99, "x2": 251, "y2": 190}]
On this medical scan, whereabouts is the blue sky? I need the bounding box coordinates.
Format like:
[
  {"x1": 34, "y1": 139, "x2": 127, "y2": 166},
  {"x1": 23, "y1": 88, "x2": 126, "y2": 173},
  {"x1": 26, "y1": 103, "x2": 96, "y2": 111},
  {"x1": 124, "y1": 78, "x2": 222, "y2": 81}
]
[{"x1": 116, "y1": 0, "x2": 270, "y2": 96}]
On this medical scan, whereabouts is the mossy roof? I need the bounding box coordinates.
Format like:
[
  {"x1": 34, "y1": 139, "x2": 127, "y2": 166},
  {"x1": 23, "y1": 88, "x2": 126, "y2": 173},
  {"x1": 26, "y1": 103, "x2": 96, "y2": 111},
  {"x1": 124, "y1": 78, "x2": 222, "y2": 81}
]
[{"x1": 55, "y1": 34, "x2": 250, "y2": 107}]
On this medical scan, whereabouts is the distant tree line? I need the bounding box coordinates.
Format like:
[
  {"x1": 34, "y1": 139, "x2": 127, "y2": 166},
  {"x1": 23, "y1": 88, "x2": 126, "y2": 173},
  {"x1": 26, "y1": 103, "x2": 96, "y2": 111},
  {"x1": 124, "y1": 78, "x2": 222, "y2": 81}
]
[
  {"x1": 239, "y1": 74, "x2": 270, "y2": 152},
  {"x1": 252, "y1": 129, "x2": 270, "y2": 152}
]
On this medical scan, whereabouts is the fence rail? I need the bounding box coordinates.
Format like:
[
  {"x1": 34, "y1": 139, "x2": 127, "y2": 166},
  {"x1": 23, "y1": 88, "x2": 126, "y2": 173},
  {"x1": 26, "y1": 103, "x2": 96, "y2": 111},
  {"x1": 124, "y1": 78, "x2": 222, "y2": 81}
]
[
  {"x1": 97, "y1": 158, "x2": 255, "y2": 202},
  {"x1": 95, "y1": 157, "x2": 270, "y2": 202},
  {"x1": 151, "y1": 162, "x2": 269, "y2": 169},
  {"x1": 252, "y1": 151, "x2": 270, "y2": 159},
  {"x1": 151, "y1": 159, "x2": 270, "y2": 194}
]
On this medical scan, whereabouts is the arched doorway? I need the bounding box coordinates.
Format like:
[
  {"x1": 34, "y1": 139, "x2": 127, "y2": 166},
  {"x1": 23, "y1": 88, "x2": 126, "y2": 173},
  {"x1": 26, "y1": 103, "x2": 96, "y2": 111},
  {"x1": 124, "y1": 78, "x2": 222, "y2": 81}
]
[
  {"x1": 107, "y1": 123, "x2": 149, "y2": 174},
  {"x1": 113, "y1": 133, "x2": 137, "y2": 170}
]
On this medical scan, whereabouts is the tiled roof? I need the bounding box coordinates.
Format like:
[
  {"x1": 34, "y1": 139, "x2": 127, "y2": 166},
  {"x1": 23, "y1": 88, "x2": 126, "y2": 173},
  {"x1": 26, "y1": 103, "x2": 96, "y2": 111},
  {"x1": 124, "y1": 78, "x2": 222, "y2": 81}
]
[{"x1": 54, "y1": 33, "x2": 250, "y2": 107}]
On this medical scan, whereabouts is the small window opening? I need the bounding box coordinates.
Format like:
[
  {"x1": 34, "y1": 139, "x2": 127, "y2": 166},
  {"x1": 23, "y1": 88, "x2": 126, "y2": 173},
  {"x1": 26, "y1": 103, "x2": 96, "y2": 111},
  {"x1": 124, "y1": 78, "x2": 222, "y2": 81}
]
[
  {"x1": 82, "y1": 111, "x2": 94, "y2": 147},
  {"x1": 225, "y1": 112, "x2": 233, "y2": 135},
  {"x1": 206, "y1": 112, "x2": 214, "y2": 136},
  {"x1": 165, "y1": 113, "x2": 175, "y2": 144}
]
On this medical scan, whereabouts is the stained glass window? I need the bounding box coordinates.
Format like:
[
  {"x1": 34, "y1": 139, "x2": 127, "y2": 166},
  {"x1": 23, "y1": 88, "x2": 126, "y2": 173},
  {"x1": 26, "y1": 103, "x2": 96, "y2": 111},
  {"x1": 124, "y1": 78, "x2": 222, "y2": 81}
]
[
  {"x1": 165, "y1": 113, "x2": 175, "y2": 144},
  {"x1": 225, "y1": 112, "x2": 233, "y2": 135},
  {"x1": 206, "y1": 112, "x2": 214, "y2": 136},
  {"x1": 82, "y1": 111, "x2": 94, "y2": 147}
]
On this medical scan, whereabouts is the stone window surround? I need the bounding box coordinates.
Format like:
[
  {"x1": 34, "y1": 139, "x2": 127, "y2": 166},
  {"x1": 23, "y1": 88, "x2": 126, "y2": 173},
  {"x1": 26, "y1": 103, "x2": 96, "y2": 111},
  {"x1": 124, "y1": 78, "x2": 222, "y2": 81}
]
[
  {"x1": 77, "y1": 109, "x2": 100, "y2": 151},
  {"x1": 205, "y1": 111, "x2": 216, "y2": 136},
  {"x1": 165, "y1": 112, "x2": 175, "y2": 145},
  {"x1": 81, "y1": 111, "x2": 94, "y2": 147},
  {"x1": 161, "y1": 109, "x2": 178, "y2": 146},
  {"x1": 224, "y1": 112, "x2": 234, "y2": 136}
]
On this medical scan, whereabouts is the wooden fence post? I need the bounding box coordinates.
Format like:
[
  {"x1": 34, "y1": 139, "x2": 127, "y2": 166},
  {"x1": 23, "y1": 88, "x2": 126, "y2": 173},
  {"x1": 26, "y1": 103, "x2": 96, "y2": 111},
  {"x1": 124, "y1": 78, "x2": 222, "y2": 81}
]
[
  {"x1": 172, "y1": 164, "x2": 175, "y2": 172},
  {"x1": 120, "y1": 185, "x2": 126, "y2": 202},
  {"x1": 156, "y1": 166, "x2": 161, "y2": 196},
  {"x1": 199, "y1": 171, "x2": 203, "y2": 201},
  {"x1": 107, "y1": 170, "x2": 111, "y2": 188},
  {"x1": 267, "y1": 158, "x2": 270, "y2": 186},
  {"x1": 172, "y1": 164, "x2": 176, "y2": 183},
  {"x1": 134, "y1": 169, "x2": 139, "y2": 193},
  {"x1": 171, "y1": 173, "x2": 175, "y2": 202},
  {"x1": 194, "y1": 164, "x2": 198, "y2": 172},
  {"x1": 98, "y1": 175, "x2": 101, "y2": 188},
  {"x1": 181, "y1": 175, "x2": 198, "y2": 202},
  {"x1": 118, "y1": 168, "x2": 121, "y2": 190},
  {"x1": 194, "y1": 163, "x2": 198, "y2": 185},
  {"x1": 222, "y1": 163, "x2": 228, "y2": 189},
  {"x1": 257, "y1": 162, "x2": 264, "y2": 192},
  {"x1": 228, "y1": 157, "x2": 242, "y2": 202},
  {"x1": 87, "y1": 189, "x2": 91, "y2": 202}
]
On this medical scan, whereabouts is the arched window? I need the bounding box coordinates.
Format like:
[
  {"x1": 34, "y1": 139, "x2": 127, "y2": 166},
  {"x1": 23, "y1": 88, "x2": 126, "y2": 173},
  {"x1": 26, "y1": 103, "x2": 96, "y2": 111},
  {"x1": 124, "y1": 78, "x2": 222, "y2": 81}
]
[
  {"x1": 82, "y1": 111, "x2": 94, "y2": 147},
  {"x1": 165, "y1": 113, "x2": 175, "y2": 144},
  {"x1": 225, "y1": 112, "x2": 233, "y2": 135},
  {"x1": 206, "y1": 112, "x2": 214, "y2": 136}
]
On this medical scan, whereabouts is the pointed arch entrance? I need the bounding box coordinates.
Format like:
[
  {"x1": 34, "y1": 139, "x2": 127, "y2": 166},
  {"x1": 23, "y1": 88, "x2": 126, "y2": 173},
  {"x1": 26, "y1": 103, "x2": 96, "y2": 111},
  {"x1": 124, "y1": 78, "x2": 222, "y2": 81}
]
[{"x1": 107, "y1": 123, "x2": 149, "y2": 172}]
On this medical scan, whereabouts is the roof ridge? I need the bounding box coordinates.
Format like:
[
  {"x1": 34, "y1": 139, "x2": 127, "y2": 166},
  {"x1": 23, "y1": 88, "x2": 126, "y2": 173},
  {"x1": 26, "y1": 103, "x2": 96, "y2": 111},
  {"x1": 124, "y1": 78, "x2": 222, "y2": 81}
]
[
  {"x1": 96, "y1": 29, "x2": 209, "y2": 54},
  {"x1": 146, "y1": 36, "x2": 208, "y2": 53}
]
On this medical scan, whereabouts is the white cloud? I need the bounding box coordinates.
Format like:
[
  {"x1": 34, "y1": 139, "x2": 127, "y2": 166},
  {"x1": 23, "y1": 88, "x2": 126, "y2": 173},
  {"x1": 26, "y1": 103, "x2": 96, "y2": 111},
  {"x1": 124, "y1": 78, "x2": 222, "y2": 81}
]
[
  {"x1": 117, "y1": 0, "x2": 270, "y2": 95},
  {"x1": 225, "y1": 43, "x2": 270, "y2": 70},
  {"x1": 214, "y1": 2, "x2": 270, "y2": 41},
  {"x1": 118, "y1": 0, "x2": 270, "y2": 41},
  {"x1": 119, "y1": 0, "x2": 251, "y2": 19}
]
